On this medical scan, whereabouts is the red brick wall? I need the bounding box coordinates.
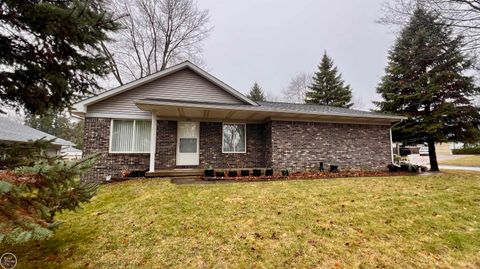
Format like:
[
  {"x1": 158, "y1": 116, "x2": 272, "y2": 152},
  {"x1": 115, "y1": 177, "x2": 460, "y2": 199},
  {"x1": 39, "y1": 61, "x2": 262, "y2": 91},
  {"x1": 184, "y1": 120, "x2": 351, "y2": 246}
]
[
  {"x1": 82, "y1": 118, "x2": 150, "y2": 182},
  {"x1": 82, "y1": 118, "x2": 267, "y2": 181},
  {"x1": 199, "y1": 122, "x2": 267, "y2": 168},
  {"x1": 269, "y1": 121, "x2": 391, "y2": 171},
  {"x1": 264, "y1": 121, "x2": 273, "y2": 168},
  {"x1": 155, "y1": 121, "x2": 177, "y2": 169},
  {"x1": 82, "y1": 118, "x2": 390, "y2": 182}
]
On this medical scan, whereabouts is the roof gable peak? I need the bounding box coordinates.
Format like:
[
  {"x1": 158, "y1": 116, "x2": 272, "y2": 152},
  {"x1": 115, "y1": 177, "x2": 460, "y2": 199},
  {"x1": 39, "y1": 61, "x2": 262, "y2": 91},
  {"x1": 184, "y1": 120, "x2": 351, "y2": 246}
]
[{"x1": 73, "y1": 61, "x2": 257, "y2": 114}]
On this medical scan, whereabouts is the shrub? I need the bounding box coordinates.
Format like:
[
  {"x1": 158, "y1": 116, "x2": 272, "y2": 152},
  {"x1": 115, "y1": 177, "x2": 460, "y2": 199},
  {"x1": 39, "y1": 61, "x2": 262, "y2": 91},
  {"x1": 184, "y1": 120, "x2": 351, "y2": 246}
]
[
  {"x1": 393, "y1": 154, "x2": 409, "y2": 164},
  {"x1": 0, "y1": 140, "x2": 98, "y2": 244},
  {"x1": 400, "y1": 162, "x2": 420, "y2": 173},
  {"x1": 452, "y1": 147, "x2": 480, "y2": 154}
]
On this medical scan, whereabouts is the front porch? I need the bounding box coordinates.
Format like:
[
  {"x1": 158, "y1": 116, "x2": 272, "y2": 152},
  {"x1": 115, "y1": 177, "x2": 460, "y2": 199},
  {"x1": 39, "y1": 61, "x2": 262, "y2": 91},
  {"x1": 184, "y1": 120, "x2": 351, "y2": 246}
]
[
  {"x1": 146, "y1": 119, "x2": 268, "y2": 173},
  {"x1": 140, "y1": 98, "x2": 399, "y2": 174},
  {"x1": 143, "y1": 100, "x2": 274, "y2": 174},
  {"x1": 145, "y1": 168, "x2": 203, "y2": 178}
]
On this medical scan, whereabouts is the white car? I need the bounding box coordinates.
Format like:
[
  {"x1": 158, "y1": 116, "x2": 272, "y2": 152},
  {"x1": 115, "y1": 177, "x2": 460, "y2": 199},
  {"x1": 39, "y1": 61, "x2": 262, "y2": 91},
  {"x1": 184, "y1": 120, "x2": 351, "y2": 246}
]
[{"x1": 419, "y1": 146, "x2": 429, "y2": 156}]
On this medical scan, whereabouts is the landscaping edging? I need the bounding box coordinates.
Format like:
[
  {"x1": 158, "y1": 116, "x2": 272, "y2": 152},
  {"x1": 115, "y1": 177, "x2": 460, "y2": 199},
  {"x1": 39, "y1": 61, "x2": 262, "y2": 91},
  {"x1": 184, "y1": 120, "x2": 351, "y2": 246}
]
[{"x1": 203, "y1": 171, "x2": 412, "y2": 182}]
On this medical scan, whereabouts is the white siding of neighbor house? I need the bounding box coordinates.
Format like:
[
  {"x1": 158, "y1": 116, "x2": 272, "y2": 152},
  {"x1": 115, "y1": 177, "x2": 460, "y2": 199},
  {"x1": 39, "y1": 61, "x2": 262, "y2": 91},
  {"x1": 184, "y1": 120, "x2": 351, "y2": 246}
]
[{"x1": 88, "y1": 68, "x2": 245, "y2": 116}]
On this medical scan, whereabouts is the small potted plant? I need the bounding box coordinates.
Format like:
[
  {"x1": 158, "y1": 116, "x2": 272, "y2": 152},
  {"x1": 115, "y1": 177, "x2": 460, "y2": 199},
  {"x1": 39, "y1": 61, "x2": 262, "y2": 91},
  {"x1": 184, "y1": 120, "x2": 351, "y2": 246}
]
[
  {"x1": 387, "y1": 163, "x2": 400, "y2": 172},
  {"x1": 215, "y1": 169, "x2": 225, "y2": 178},
  {"x1": 204, "y1": 164, "x2": 214, "y2": 177},
  {"x1": 241, "y1": 169, "x2": 250, "y2": 176},
  {"x1": 281, "y1": 168, "x2": 289, "y2": 176},
  {"x1": 400, "y1": 162, "x2": 419, "y2": 173},
  {"x1": 252, "y1": 168, "x2": 262, "y2": 177},
  {"x1": 265, "y1": 168, "x2": 273, "y2": 176},
  {"x1": 329, "y1": 165, "x2": 339, "y2": 172},
  {"x1": 228, "y1": 169, "x2": 238, "y2": 177},
  {"x1": 130, "y1": 169, "x2": 147, "y2": 177}
]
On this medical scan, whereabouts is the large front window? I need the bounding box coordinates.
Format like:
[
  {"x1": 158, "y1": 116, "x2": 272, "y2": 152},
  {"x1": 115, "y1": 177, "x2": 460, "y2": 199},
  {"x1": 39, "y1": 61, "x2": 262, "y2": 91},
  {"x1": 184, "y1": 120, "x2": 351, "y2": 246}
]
[
  {"x1": 110, "y1": 120, "x2": 151, "y2": 153},
  {"x1": 222, "y1": 123, "x2": 246, "y2": 153}
]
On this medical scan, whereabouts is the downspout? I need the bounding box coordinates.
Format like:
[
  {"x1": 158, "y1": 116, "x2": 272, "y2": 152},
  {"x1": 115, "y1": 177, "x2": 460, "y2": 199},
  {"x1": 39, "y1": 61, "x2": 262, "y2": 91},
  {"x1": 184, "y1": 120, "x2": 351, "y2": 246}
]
[{"x1": 390, "y1": 120, "x2": 403, "y2": 164}]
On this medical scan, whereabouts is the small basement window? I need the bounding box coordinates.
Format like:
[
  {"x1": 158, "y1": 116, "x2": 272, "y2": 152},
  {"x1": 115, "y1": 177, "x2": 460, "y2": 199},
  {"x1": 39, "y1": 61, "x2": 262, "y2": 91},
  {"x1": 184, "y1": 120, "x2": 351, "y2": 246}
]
[
  {"x1": 110, "y1": 119, "x2": 151, "y2": 153},
  {"x1": 222, "y1": 123, "x2": 246, "y2": 153}
]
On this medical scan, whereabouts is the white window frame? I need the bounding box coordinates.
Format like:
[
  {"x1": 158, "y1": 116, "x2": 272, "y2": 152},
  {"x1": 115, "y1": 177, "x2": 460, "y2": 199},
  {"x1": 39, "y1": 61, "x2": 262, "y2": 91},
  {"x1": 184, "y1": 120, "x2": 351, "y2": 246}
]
[
  {"x1": 109, "y1": 119, "x2": 151, "y2": 154},
  {"x1": 221, "y1": 123, "x2": 247, "y2": 154}
]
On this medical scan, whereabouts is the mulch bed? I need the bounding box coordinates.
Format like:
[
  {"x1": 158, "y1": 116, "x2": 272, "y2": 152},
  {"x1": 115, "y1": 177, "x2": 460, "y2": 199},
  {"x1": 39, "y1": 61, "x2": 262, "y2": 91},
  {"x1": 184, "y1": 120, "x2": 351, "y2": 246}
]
[
  {"x1": 105, "y1": 171, "x2": 414, "y2": 184},
  {"x1": 105, "y1": 176, "x2": 145, "y2": 183},
  {"x1": 203, "y1": 170, "x2": 412, "y2": 182}
]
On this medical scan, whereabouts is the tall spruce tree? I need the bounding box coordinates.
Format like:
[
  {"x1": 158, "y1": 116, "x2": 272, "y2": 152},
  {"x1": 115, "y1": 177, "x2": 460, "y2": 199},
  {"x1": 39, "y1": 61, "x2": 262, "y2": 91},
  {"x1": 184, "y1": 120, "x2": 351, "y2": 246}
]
[
  {"x1": 247, "y1": 82, "x2": 267, "y2": 102},
  {"x1": 0, "y1": 0, "x2": 119, "y2": 115},
  {"x1": 305, "y1": 52, "x2": 353, "y2": 108},
  {"x1": 376, "y1": 8, "x2": 480, "y2": 171}
]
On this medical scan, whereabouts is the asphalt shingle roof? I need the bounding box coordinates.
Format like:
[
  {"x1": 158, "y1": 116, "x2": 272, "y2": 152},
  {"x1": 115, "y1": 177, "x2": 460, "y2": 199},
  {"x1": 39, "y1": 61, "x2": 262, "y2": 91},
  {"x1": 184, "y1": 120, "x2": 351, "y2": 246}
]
[
  {"x1": 139, "y1": 98, "x2": 403, "y2": 120},
  {"x1": 257, "y1": 101, "x2": 391, "y2": 118},
  {"x1": 0, "y1": 117, "x2": 74, "y2": 146}
]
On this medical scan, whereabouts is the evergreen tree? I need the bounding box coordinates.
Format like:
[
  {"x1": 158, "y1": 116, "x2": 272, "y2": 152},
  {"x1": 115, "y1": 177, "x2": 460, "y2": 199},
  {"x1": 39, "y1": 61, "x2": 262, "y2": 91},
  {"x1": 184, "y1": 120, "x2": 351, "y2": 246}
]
[
  {"x1": 25, "y1": 111, "x2": 84, "y2": 149},
  {"x1": 305, "y1": 52, "x2": 353, "y2": 108},
  {"x1": 0, "y1": 0, "x2": 119, "y2": 115},
  {"x1": 376, "y1": 8, "x2": 480, "y2": 171},
  {"x1": 247, "y1": 82, "x2": 267, "y2": 102},
  {"x1": 0, "y1": 139, "x2": 98, "y2": 244}
]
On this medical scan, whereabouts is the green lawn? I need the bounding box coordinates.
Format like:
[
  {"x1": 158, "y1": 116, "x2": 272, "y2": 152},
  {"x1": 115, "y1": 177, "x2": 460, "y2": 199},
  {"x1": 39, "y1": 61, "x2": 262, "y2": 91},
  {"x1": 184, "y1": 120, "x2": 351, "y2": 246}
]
[
  {"x1": 439, "y1": 155, "x2": 480, "y2": 167},
  {"x1": 1, "y1": 172, "x2": 480, "y2": 268}
]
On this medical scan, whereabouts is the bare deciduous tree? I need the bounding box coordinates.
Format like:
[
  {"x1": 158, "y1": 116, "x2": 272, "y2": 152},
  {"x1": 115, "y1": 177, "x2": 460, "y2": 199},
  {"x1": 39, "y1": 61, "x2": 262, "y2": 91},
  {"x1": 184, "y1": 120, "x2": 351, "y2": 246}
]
[
  {"x1": 104, "y1": 0, "x2": 211, "y2": 85},
  {"x1": 379, "y1": 0, "x2": 480, "y2": 52},
  {"x1": 281, "y1": 73, "x2": 312, "y2": 103}
]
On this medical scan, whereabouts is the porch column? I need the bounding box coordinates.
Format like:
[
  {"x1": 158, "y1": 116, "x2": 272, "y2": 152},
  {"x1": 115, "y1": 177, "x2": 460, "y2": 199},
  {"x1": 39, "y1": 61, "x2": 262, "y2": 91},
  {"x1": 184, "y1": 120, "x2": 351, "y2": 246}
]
[{"x1": 149, "y1": 112, "x2": 157, "y2": 172}]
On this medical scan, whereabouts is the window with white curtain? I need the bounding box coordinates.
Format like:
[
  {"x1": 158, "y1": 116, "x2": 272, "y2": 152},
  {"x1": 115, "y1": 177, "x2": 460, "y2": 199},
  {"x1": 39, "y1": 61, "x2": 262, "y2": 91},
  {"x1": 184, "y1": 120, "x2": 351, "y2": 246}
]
[
  {"x1": 222, "y1": 123, "x2": 246, "y2": 153},
  {"x1": 110, "y1": 120, "x2": 151, "y2": 153}
]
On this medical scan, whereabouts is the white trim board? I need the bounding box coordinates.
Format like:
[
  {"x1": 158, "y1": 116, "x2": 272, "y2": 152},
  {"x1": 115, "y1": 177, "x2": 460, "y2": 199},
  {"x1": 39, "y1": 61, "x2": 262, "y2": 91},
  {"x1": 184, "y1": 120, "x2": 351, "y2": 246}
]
[
  {"x1": 149, "y1": 113, "x2": 157, "y2": 172},
  {"x1": 86, "y1": 113, "x2": 152, "y2": 120}
]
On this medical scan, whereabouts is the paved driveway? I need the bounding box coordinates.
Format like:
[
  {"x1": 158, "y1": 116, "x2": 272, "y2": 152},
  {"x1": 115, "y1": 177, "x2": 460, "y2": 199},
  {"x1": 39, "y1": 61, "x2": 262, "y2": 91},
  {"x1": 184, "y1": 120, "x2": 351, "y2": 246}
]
[{"x1": 408, "y1": 154, "x2": 480, "y2": 171}]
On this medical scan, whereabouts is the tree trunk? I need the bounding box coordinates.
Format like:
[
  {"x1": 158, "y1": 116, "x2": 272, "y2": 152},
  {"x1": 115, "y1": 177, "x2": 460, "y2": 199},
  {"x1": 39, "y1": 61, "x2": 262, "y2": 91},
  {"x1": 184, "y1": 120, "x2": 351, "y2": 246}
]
[{"x1": 427, "y1": 137, "x2": 439, "y2": 171}]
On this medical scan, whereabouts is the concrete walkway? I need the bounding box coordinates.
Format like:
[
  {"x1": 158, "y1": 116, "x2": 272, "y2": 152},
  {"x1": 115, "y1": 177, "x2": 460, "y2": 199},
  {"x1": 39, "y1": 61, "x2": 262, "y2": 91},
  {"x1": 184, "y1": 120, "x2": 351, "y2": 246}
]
[
  {"x1": 407, "y1": 154, "x2": 480, "y2": 172},
  {"x1": 439, "y1": 165, "x2": 480, "y2": 171}
]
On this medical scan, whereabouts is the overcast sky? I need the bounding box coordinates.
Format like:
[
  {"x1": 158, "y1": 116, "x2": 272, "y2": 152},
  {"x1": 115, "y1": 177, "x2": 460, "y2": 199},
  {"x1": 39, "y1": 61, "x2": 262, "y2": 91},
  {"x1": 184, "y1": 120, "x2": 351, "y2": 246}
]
[{"x1": 198, "y1": 0, "x2": 396, "y2": 110}]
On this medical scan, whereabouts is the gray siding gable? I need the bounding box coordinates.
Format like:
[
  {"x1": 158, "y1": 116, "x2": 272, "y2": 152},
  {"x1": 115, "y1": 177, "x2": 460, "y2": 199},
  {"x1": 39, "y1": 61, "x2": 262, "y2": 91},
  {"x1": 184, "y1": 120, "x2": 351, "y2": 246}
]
[{"x1": 88, "y1": 68, "x2": 246, "y2": 116}]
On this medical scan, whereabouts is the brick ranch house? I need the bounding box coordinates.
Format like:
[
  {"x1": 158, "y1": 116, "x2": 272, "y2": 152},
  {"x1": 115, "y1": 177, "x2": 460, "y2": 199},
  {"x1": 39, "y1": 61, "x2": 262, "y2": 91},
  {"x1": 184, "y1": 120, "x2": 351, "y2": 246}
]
[{"x1": 72, "y1": 61, "x2": 405, "y2": 182}]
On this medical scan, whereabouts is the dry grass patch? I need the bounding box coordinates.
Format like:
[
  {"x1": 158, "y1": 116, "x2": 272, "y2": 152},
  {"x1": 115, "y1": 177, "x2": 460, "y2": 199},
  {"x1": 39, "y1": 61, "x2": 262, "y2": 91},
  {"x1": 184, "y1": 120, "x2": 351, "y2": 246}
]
[
  {"x1": 439, "y1": 155, "x2": 480, "y2": 167},
  {"x1": 1, "y1": 172, "x2": 480, "y2": 268}
]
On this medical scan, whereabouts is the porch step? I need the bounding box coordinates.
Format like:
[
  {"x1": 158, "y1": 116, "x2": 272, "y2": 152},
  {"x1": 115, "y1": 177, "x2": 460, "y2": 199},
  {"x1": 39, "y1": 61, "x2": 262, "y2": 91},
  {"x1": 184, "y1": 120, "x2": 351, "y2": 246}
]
[
  {"x1": 145, "y1": 168, "x2": 203, "y2": 178},
  {"x1": 170, "y1": 176, "x2": 202, "y2": 184}
]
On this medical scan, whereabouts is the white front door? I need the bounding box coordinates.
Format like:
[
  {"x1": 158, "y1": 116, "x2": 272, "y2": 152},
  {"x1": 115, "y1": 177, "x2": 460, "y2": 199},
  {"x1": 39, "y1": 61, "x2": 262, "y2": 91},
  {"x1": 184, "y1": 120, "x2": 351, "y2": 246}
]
[{"x1": 176, "y1": 122, "x2": 200, "y2": 166}]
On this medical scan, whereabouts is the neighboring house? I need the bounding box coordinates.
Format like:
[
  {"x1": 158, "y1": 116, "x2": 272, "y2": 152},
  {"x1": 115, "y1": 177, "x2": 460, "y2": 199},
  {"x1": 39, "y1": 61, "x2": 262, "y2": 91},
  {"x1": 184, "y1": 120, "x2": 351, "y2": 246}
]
[
  {"x1": 73, "y1": 61, "x2": 405, "y2": 182},
  {"x1": 61, "y1": 145, "x2": 83, "y2": 160},
  {"x1": 396, "y1": 143, "x2": 460, "y2": 156},
  {"x1": 0, "y1": 117, "x2": 75, "y2": 156},
  {"x1": 436, "y1": 142, "x2": 464, "y2": 155}
]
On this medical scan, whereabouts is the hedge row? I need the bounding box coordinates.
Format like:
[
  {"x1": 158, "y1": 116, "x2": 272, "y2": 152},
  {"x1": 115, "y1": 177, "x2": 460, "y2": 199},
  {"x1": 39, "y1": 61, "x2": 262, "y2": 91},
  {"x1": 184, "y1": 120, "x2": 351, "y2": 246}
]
[{"x1": 452, "y1": 147, "x2": 480, "y2": 154}]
